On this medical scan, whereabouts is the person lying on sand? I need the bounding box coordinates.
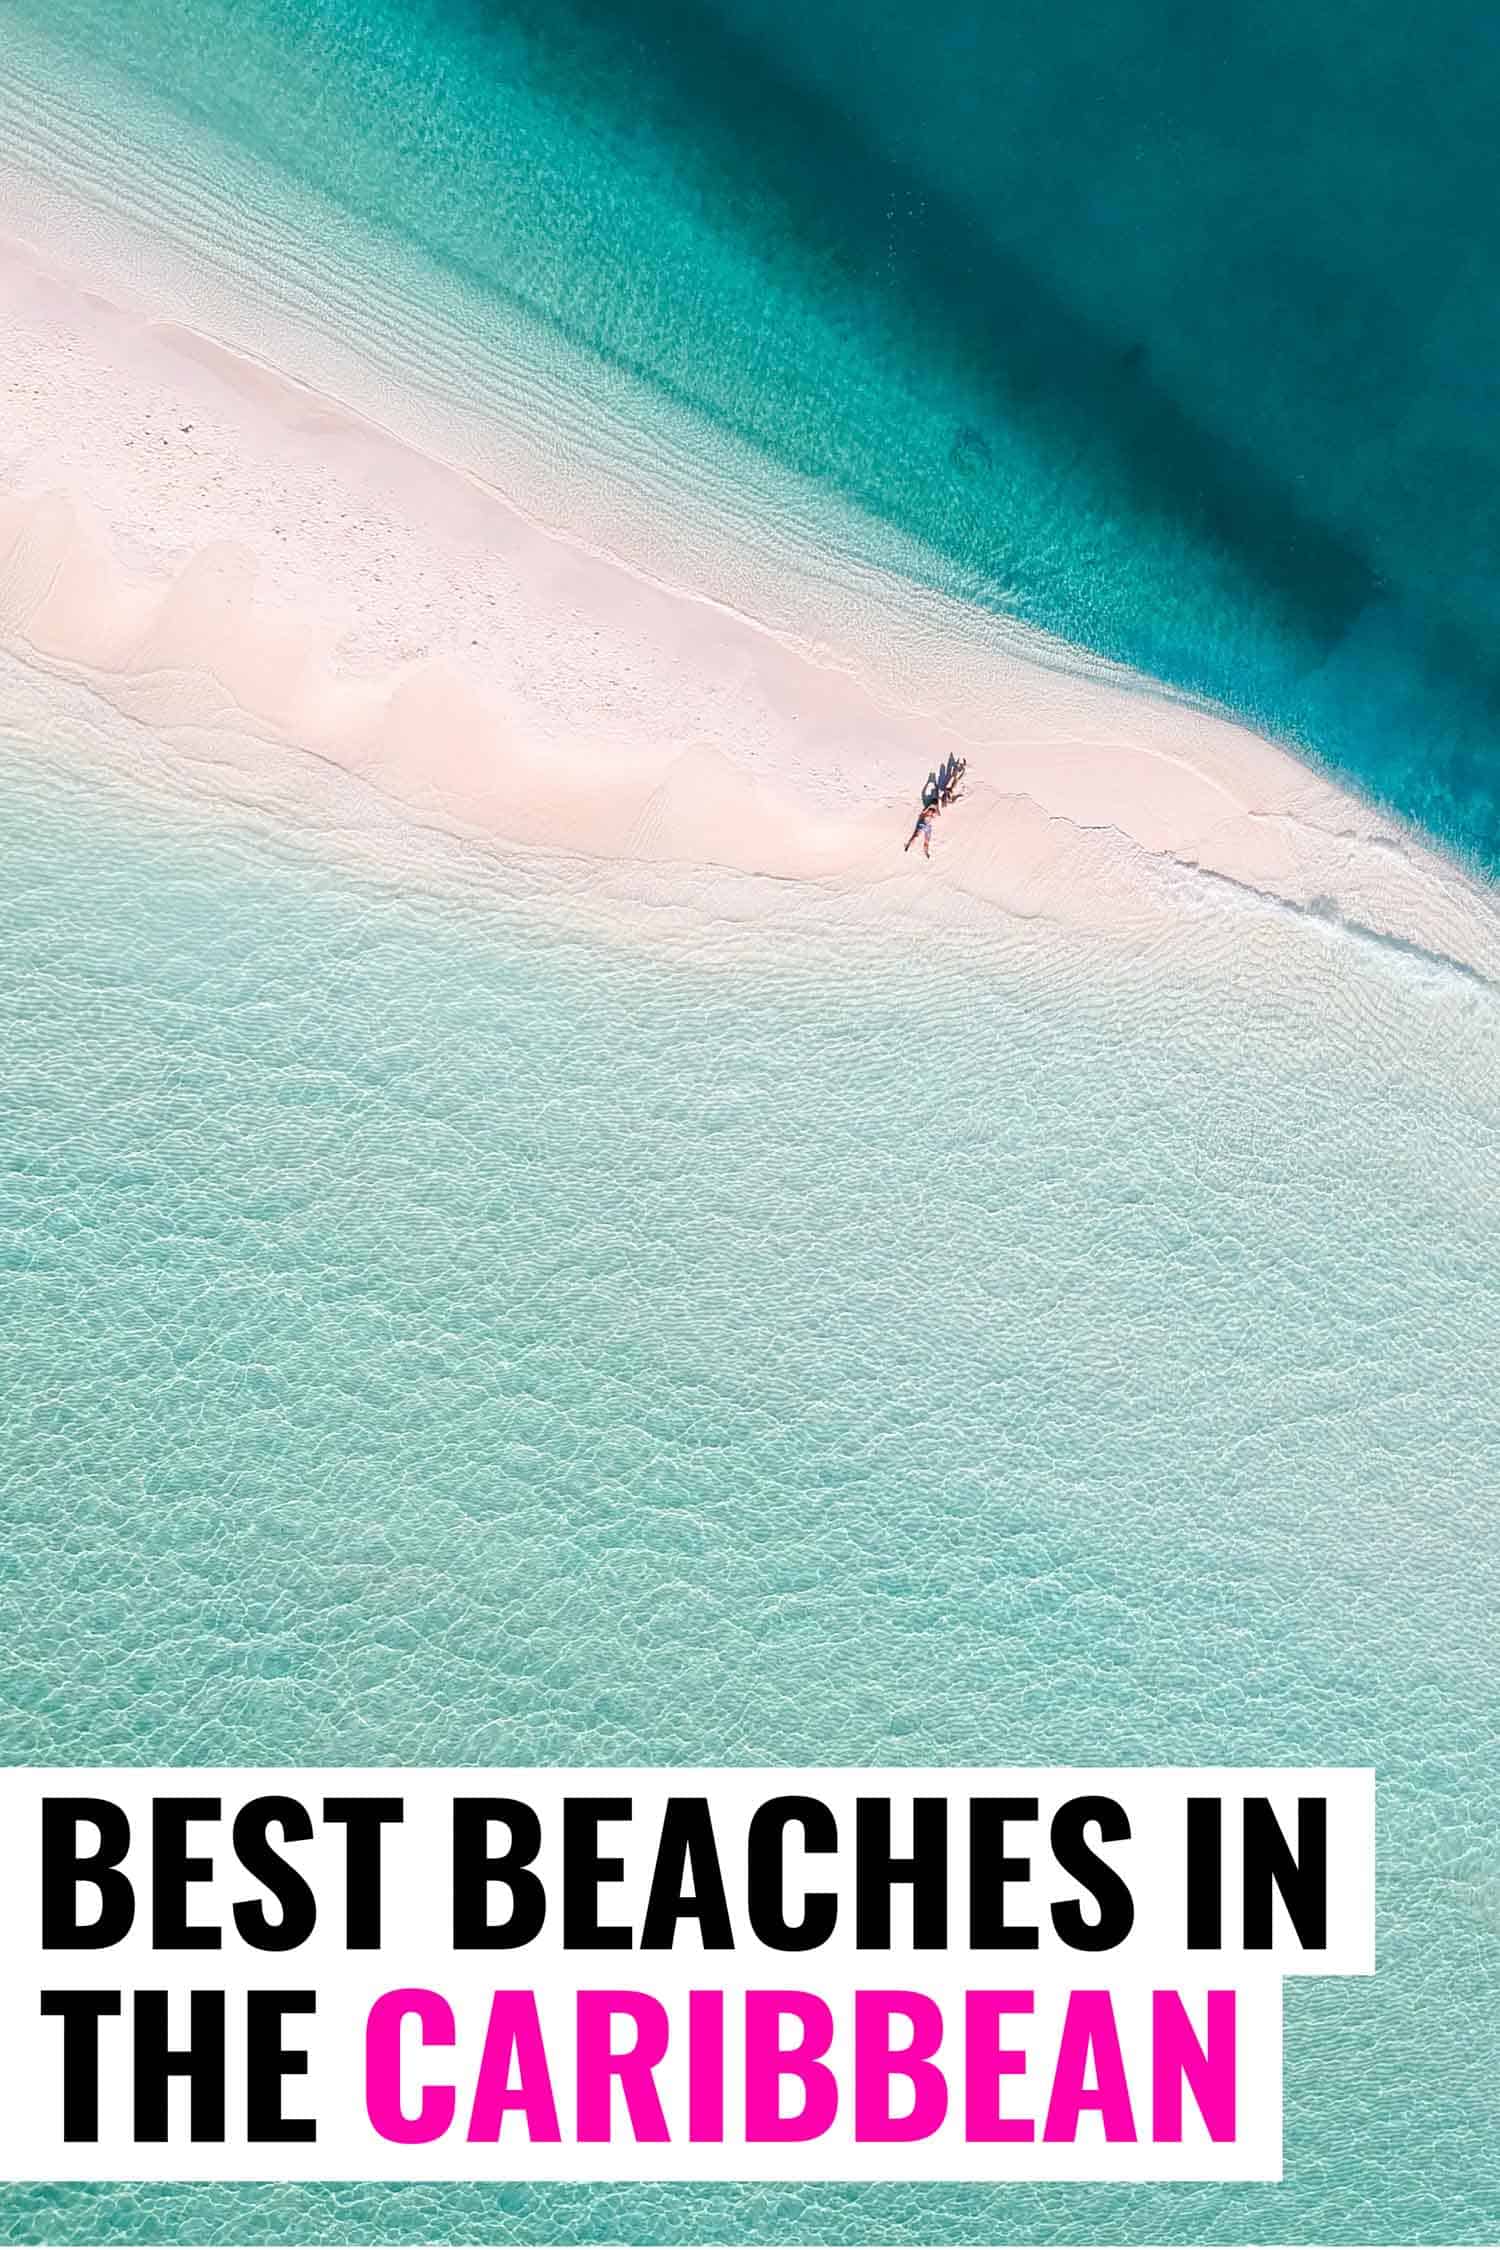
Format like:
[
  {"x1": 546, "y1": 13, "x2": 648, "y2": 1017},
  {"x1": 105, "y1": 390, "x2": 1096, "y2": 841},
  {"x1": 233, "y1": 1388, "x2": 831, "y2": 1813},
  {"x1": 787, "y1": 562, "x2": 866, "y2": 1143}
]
[
  {"x1": 905, "y1": 804, "x2": 938, "y2": 857},
  {"x1": 939, "y1": 754, "x2": 967, "y2": 806}
]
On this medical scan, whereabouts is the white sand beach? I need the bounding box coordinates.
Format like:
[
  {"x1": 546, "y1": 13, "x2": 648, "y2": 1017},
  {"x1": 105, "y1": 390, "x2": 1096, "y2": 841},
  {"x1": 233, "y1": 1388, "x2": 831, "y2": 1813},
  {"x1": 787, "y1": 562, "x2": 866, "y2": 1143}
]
[{"x1": 2, "y1": 195, "x2": 1497, "y2": 983}]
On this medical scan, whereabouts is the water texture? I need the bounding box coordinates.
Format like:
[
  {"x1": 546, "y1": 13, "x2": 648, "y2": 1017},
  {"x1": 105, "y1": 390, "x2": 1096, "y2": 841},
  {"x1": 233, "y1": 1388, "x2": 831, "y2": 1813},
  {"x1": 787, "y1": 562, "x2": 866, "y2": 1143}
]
[{"x1": 1, "y1": 720, "x2": 1497, "y2": 2243}]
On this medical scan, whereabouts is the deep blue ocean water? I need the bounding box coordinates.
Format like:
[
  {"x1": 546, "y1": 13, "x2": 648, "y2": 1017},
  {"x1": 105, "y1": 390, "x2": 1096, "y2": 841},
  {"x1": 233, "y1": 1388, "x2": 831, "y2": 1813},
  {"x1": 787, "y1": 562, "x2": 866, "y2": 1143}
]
[{"x1": 9, "y1": 0, "x2": 1500, "y2": 864}]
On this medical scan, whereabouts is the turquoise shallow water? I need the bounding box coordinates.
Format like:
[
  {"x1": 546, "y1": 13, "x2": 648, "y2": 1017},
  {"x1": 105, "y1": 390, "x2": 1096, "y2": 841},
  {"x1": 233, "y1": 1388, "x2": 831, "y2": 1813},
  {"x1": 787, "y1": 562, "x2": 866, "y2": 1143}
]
[
  {"x1": 1, "y1": 713, "x2": 1497, "y2": 2242},
  {"x1": 8, "y1": 0, "x2": 1500, "y2": 862}
]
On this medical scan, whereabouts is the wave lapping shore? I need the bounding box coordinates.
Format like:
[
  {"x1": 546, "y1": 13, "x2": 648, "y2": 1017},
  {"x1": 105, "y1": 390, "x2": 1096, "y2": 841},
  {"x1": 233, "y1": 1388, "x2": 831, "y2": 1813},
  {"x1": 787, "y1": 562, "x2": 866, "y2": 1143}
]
[{"x1": 2, "y1": 206, "x2": 1496, "y2": 990}]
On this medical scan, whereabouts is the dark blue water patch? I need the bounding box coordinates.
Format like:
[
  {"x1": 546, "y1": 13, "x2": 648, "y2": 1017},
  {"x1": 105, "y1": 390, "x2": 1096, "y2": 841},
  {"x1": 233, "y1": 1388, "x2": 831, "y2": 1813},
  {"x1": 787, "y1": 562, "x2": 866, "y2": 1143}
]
[
  {"x1": 26, "y1": 0, "x2": 1500, "y2": 867},
  {"x1": 479, "y1": 0, "x2": 1500, "y2": 859}
]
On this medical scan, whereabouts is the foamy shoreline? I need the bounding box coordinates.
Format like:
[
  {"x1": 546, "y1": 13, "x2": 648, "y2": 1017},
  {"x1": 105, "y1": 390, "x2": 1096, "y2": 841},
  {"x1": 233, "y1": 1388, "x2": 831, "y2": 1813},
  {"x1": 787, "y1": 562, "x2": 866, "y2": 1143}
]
[{"x1": 2, "y1": 206, "x2": 1497, "y2": 982}]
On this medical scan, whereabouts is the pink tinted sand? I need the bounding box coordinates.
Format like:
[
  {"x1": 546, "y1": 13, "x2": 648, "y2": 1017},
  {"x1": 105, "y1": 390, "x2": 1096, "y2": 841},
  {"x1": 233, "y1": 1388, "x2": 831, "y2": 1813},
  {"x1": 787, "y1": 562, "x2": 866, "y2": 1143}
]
[{"x1": 1, "y1": 219, "x2": 1496, "y2": 974}]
